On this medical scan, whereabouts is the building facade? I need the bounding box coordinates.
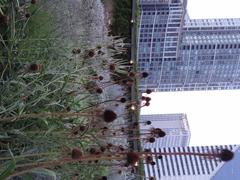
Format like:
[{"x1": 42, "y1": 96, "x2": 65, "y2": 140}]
[
  {"x1": 140, "y1": 113, "x2": 191, "y2": 148},
  {"x1": 138, "y1": 0, "x2": 240, "y2": 91},
  {"x1": 144, "y1": 145, "x2": 239, "y2": 180}
]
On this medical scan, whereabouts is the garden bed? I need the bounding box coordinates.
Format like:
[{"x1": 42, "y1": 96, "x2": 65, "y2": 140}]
[{"x1": 0, "y1": 0, "x2": 136, "y2": 179}]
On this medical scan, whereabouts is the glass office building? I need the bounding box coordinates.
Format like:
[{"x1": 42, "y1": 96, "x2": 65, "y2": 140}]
[
  {"x1": 144, "y1": 145, "x2": 239, "y2": 180},
  {"x1": 138, "y1": 0, "x2": 240, "y2": 91},
  {"x1": 140, "y1": 114, "x2": 191, "y2": 148}
]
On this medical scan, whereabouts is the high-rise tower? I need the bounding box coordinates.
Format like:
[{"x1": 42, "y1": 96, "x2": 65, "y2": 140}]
[
  {"x1": 138, "y1": 0, "x2": 240, "y2": 91},
  {"x1": 140, "y1": 113, "x2": 191, "y2": 148}
]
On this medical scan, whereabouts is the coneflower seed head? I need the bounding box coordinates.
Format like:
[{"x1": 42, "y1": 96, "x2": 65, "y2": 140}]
[
  {"x1": 149, "y1": 137, "x2": 155, "y2": 143},
  {"x1": 146, "y1": 89, "x2": 152, "y2": 94},
  {"x1": 103, "y1": 110, "x2": 117, "y2": 123},
  {"x1": 146, "y1": 121, "x2": 152, "y2": 125},
  {"x1": 142, "y1": 72, "x2": 149, "y2": 78},
  {"x1": 96, "y1": 88, "x2": 103, "y2": 94},
  {"x1": 71, "y1": 148, "x2": 82, "y2": 159},
  {"x1": 218, "y1": 149, "x2": 234, "y2": 161},
  {"x1": 127, "y1": 152, "x2": 140, "y2": 166},
  {"x1": 120, "y1": 98, "x2": 127, "y2": 103},
  {"x1": 31, "y1": 0, "x2": 37, "y2": 4}
]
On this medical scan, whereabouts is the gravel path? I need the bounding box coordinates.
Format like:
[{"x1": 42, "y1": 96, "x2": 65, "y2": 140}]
[{"x1": 45, "y1": 0, "x2": 106, "y2": 47}]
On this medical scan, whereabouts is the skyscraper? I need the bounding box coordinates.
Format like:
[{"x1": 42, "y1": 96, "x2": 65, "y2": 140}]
[
  {"x1": 144, "y1": 145, "x2": 239, "y2": 180},
  {"x1": 140, "y1": 113, "x2": 191, "y2": 148},
  {"x1": 138, "y1": 0, "x2": 240, "y2": 91}
]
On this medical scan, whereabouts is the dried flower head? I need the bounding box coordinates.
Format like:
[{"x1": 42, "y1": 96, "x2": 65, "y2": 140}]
[
  {"x1": 149, "y1": 137, "x2": 155, "y2": 143},
  {"x1": 146, "y1": 156, "x2": 153, "y2": 163},
  {"x1": 145, "y1": 97, "x2": 151, "y2": 102},
  {"x1": 146, "y1": 89, "x2": 152, "y2": 94},
  {"x1": 218, "y1": 149, "x2": 234, "y2": 161},
  {"x1": 25, "y1": 13, "x2": 31, "y2": 18},
  {"x1": 79, "y1": 126, "x2": 86, "y2": 131},
  {"x1": 96, "y1": 88, "x2": 103, "y2": 94},
  {"x1": 158, "y1": 155, "x2": 163, "y2": 159},
  {"x1": 88, "y1": 49, "x2": 95, "y2": 57},
  {"x1": 151, "y1": 161, "x2": 156, "y2": 166},
  {"x1": 127, "y1": 152, "x2": 140, "y2": 166},
  {"x1": 109, "y1": 64, "x2": 116, "y2": 71},
  {"x1": 157, "y1": 131, "x2": 166, "y2": 138},
  {"x1": 107, "y1": 143, "x2": 113, "y2": 148},
  {"x1": 29, "y1": 63, "x2": 41, "y2": 72},
  {"x1": 101, "y1": 176, "x2": 107, "y2": 180},
  {"x1": 72, "y1": 49, "x2": 77, "y2": 54},
  {"x1": 89, "y1": 148, "x2": 97, "y2": 154},
  {"x1": 146, "y1": 121, "x2": 152, "y2": 125},
  {"x1": 149, "y1": 177, "x2": 155, "y2": 180},
  {"x1": 71, "y1": 148, "x2": 82, "y2": 159},
  {"x1": 31, "y1": 0, "x2": 37, "y2": 4},
  {"x1": 142, "y1": 72, "x2": 149, "y2": 78},
  {"x1": 98, "y1": 76, "x2": 104, "y2": 81},
  {"x1": 119, "y1": 145, "x2": 125, "y2": 151},
  {"x1": 100, "y1": 146, "x2": 106, "y2": 152},
  {"x1": 103, "y1": 110, "x2": 117, "y2": 123},
  {"x1": 145, "y1": 102, "x2": 150, "y2": 106},
  {"x1": 76, "y1": 48, "x2": 81, "y2": 54},
  {"x1": 153, "y1": 128, "x2": 165, "y2": 137},
  {"x1": 120, "y1": 97, "x2": 127, "y2": 103}
]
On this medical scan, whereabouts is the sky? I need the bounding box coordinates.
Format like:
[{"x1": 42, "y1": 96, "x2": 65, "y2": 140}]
[
  {"x1": 187, "y1": 0, "x2": 240, "y2": 19},
  {"x1": 141, "y1": 0, "x2": 240, "y2": 146}
]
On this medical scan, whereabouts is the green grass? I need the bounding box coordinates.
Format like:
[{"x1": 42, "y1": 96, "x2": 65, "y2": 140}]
[
  {"x1": 111, "y1": 0, "x2": 131, "y2": 41},
  {"x1": 0, "y1": 1, "x2": 108, "y2": 179}
]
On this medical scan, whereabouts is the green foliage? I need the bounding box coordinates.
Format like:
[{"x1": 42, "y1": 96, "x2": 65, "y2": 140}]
[
  {"x1": 57, "y1": 163, "x2": 108, "y2": 180},
  {"x1": 0, "y1": 160, "x2": 16, "y2": 179},
  {"x1": 0, "y1": 1, "x2": 133, "y2": 179},
  {"x1": 111, "y1": 0, "x2": 131, "y2": 41},
  {"x1": 0, "y1": 1, "x2": 106, "y2": 179}
]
